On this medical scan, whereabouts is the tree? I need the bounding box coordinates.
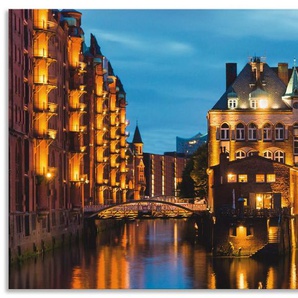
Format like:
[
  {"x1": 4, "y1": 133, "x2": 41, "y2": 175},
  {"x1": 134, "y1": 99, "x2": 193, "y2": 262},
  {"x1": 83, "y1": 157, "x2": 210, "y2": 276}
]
[
  {"x1": 191, "y1": 142, "x2": 208, "y2": 199},
  {"x1": 178, "y1": 158, "x2": 195, "y2": 198},
  {"x1": 178, "y1": 142, "x2": 208, "y2": 200}
]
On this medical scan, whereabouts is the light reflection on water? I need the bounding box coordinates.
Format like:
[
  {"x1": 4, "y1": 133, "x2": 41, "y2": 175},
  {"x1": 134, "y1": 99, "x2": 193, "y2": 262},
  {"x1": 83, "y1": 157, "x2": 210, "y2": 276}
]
[{"x1": 9, "y1": 218, "x2": 298, "y2": 289}]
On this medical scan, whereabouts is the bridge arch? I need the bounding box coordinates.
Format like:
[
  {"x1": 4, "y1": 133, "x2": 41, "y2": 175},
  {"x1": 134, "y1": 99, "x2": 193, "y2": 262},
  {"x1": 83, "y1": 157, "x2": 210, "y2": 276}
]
[{"x1": 87, "y1": 199, "x2": 199, "y2": 220}]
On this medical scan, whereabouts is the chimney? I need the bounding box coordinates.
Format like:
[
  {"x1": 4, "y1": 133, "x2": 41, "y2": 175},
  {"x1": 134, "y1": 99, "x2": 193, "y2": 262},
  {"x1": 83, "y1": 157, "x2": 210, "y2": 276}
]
[
  {"x1": 226, "y1": 63, "x2": 237, "y2": 90},
  {"x1": 278, "y1": 63, "x2": 289, "y2": 86}
]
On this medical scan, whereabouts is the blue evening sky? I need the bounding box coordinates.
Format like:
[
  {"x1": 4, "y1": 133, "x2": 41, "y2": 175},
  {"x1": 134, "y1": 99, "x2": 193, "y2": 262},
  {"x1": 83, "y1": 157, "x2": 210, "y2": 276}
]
[{"x1": 79, "y1": 8, "x2": 298, "y2": 154}]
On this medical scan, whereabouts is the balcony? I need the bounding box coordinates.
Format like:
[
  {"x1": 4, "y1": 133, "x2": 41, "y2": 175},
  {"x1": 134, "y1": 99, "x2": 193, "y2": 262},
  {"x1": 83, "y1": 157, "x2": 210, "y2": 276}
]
[
  {"x1": 33, "y1": 20, "x2": 58, "y2": 33},
  {"x1": 34, "y1": 101, "x2": 58, "y2": 114},
  {"x1": 34, "y1": 129, "x2": 57, "y2": 140},
  {"x1": 33, "y1": 75, "x2": 57, "y2": 87},
  {"x1": 33, "y1": 49, "x2": 57, "y2": 64},
  {"x1": 69, "y1": 125, "x2": 87, "y2": 133},
  {"x1": 77, "y1": 62, "x2": 87, "y2": 74},
  {"x1": 69, "y1": 103, "x2": 87, "y2": 113}
]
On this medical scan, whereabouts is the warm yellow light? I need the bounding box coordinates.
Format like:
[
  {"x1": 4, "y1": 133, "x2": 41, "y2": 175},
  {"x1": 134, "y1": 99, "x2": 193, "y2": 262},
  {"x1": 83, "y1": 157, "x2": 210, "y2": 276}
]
[
  {"x1": 257, "y1": 196, "x2": 262, "y2": 202},
  {"x1": 46, "y1": 172, "x2": 52, "y2": 179},
  {"x1": 259, "y1": 98, "x2": 268, "y2": 109}
]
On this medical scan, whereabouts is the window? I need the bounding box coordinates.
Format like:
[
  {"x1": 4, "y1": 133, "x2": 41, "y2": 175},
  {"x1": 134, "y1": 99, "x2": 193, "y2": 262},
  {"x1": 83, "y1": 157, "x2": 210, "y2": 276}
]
[
  {"x1": 264, "y1": 150, "x2": 273, "y2": 160},
  {"x1": 227, "y1": 173, "x2": 237, "y2": 183},
  {"x1": 250, "y1": 98, "x2": 258, "y2": 109},
  {"x1": 259, "y1": 98, "x2": 268, "y2": 109},
  {"x1": 220, "y1": 123, "x2": 230, "y2": 140},
  {"x1": 236, "y1": 123, "x2": 245, "y2": 140},
  {"x1": 294, "y1": 138, "x2": 298, "y2": 155},
  {"x1": 248, "y1": 123, "x2": 257, "y2": 140},
  {"x1": 236, "y1": 150, "x2": 246, "y2": 159},
  {"x1": 275, "y1": 123, "x2": 284, "y2": 140},
  {"x1": 263, "y1": 123, "x2": 272, "y2": 141},
  {"x1": 267, "y1": 174, "x2": 276, "y2": 183},
  {"x1": 274, "y1": 150, "x2": 284, "y2": 163},
  {"x1": 228, "y1": 98, "x2": 238, "y2": 109},
  {"x1": 294, "y1": 124, "x2": 298, "y2": 155},
  {"x1": 256, "y1": 174, "x2": 265, "y2": 183},
  {"x1": 238, "y1": 174, "x2": 247, "y2": 183}
]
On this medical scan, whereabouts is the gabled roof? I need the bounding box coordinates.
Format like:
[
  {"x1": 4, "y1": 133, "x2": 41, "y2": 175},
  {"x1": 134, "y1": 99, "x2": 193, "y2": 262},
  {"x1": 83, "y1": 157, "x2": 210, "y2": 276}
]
[{"x1": 211, "y1": 62, "x2": 291, "y2": 111}]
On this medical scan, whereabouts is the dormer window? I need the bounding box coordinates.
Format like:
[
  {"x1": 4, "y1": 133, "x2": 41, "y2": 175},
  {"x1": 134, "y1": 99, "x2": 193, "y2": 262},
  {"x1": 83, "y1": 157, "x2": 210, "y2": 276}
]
[
  {"x1": 228, "y1": 98, "x2": 238, "y2": 109},
  {"x1": 227, "y1": 90, "x2": 238, "y2": 109},
  {"x1": 249, "y1": 88, "x2": 269, "y2": 109},
  {"x1": 250, "y1": 98, "x2": 258, "y2": 109}
]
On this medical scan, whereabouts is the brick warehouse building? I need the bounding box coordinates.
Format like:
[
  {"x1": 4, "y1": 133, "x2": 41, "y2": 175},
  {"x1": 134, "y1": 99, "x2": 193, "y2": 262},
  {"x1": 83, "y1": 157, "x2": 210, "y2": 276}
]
[
  {"x1": 144, "y1": 152, "x2": 188, "y2": 199},
  {"x1": 207, "y1": 57, "x2": 298, "y2": 213},
  {"x1": 8, "y1": 9, "x2": 134, "y2": 262},
  {"x1": 207, "y1": 57, "x2": 298, "y2": 252}
]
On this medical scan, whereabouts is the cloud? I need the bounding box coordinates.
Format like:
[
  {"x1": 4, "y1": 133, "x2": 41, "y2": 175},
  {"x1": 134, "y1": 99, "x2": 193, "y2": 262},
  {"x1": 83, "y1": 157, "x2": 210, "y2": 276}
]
[{"x1": 88, "y1": 28, "x2": 195, "y2": 56}]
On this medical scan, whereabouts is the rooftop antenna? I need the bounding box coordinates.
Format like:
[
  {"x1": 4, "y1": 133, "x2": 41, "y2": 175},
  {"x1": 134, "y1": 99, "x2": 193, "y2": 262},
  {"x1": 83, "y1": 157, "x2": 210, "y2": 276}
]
[{"x1": 294, "y1": 57, "x2": 296, "y2": 68}]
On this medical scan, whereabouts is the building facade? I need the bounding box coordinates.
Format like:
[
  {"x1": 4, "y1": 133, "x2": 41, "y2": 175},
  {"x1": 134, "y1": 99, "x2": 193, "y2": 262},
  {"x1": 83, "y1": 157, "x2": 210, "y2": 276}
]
[
  {"x1": 144, "y1": 152, "x2": 188, "y2": 199},
  {"x1": 207, "y1": 57, "x2": 298, "y2": 213},
  {"x1": 8, "y1": 9, "x2": 131, "y2": 262}
]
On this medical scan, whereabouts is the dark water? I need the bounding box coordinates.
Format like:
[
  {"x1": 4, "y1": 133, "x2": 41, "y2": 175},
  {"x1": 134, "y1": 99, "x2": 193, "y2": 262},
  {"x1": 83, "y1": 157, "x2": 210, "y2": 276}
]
[{"x1": 9, "y1": 218, "x2": 298, "y2": 289}]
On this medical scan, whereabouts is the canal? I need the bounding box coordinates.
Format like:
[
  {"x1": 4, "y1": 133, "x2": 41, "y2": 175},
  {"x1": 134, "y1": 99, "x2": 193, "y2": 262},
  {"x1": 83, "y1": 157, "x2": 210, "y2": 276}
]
[{"x1": 9, "y1": 218, "x2": 298, "y2": 289}]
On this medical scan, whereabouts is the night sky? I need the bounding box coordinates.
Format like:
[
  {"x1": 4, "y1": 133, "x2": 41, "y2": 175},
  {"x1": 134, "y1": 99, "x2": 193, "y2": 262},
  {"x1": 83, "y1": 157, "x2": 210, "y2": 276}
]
[{"x1": 79, "y1": 8, "x2": 298, "y2": 154}]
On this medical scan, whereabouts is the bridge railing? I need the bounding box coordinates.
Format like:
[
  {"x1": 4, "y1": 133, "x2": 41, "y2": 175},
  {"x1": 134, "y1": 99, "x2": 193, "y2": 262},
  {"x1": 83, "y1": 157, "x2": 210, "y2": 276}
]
[
  {"x1": 84, "y1": 204, "x2": 109, "y2": 212},
  {"x1": 83, "y1": 201, "x2": 207, "y2": 213}
]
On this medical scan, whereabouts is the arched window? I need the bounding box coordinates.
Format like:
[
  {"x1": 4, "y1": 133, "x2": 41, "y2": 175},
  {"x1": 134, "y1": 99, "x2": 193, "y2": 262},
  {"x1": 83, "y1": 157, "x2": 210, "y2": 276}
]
[
  {"x1": 263, "y1": 123, "x2": 272, "y2": 141},
  {"x1": 275, "y1": 123, "x2": 284, "y2": 140},
  {"x1": 274, "y1": 150, "x2": 285, "y2": 163},
  {"x1": 220, "y1": 123, "x2": 230, "y2": 140},
  {"x1": 263, "y1": 150, "x2": 273, "y2": 160},
  {"x1": 248, "y1": 123, "x2": 257, "y2": 140},
  {"x1": 236, "y1": 123, "x2": 245, "y2": 140},
  {"x1": 235, "y1": 150, "x2": 246, "y2": 159}
]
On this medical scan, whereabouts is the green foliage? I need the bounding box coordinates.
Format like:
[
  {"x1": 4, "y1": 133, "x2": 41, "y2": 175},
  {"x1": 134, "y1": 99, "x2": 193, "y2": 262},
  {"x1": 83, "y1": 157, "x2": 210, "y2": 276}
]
[
  {"x1": 178, "y1": 143, "x2": 208, "y2": 199},
  {"x1": 178, "y1": 158, "x2": 195, "y2": 198},
  {"x1": 191, "y1": 142, "x2": 208, "y2": 199}
]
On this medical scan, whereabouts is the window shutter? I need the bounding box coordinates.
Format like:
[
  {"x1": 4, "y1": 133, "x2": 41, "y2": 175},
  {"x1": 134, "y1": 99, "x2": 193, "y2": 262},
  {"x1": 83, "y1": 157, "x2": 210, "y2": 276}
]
[{"x1": 216, "y1": 127, "x2": 220, "y2": 140}]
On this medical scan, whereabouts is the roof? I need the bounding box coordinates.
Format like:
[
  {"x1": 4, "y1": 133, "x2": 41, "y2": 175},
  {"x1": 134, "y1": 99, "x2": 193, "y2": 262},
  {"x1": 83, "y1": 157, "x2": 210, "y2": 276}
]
[
  {"x1": 132, "y1": 125, "x2": 143, "y2": 144},
  {"x1": 283, "y1": 67, "x2": 298, "y2": 98},
  {"x1": 211, "y1": 61, "x2": 291, "y2": 111}
]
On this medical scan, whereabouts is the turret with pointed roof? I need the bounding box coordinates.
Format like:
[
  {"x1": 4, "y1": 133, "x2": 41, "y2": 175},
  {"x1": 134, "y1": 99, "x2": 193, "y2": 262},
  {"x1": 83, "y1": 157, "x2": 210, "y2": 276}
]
[{"x1": 132, "y1": 124, "x2": 143, "y2": 144}]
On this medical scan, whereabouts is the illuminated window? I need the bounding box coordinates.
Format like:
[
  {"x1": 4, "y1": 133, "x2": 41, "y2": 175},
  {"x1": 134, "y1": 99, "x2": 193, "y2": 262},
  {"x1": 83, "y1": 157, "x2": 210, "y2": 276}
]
[
  {"x1": 256, "y1": 194, "x2": 263, "y2": 209},
  {"x1": 227, "y1": 173, "x2": 237, "y2": 183},
  {"x1": 259, "y1": 98, "x2": 268, "y2": 109},
  {"x1": 236, "y1": 150, "x2": 246, "y2": 159},
  {"x1": 267, "y1": 174, "x2": 276, "y2": 183},
  {"x1": 220, "y1": 123, "x2": 230, "y2": 140},
  {"x1": 274, "y1": 150, "x2": 284, "y2": 163},
  {"x1": 228, "y1": 98, "x2": 238, "y2": 109},
  {"x1": 264, "y1": 194, "x2": 273, "y2": 209},
  {"x1": 263, "y1": 150, "x2": 273, "y2": 160},
  {"x1": 238, "y1": 174, "x2": 247, "y2": 183},
  {"x1": 236, "y1": 123, "x2": 245, "y2": 140},
  {"x1": 263, "y1": 123, "x2": 272, "y2": 141},
  {"x1": 250, "y1": 98, "x2": 257, "y2": 109},
  {"x1": 256, "y1": 174, "x2": 265, "y2": 183},
  {"x1": 248, "y1": 123, "x2": 257, "y2": 140},
  {"x1": 275, "y1": 123, "x2": 284, "y2": 140}
]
